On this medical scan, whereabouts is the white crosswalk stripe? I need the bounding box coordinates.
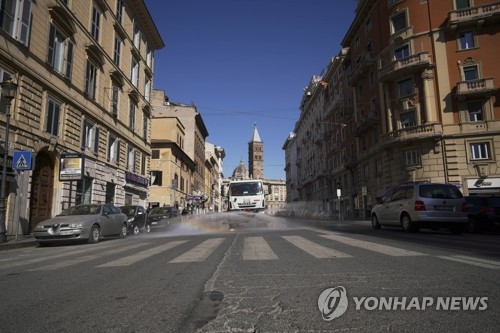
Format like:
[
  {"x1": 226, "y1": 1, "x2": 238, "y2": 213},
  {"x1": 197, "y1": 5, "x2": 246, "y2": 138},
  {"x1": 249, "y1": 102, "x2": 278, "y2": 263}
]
[
  {"x1": 243, "y1": 236, "x2": 278, "y2": 260},
  {"x1": 282, "y1": 236, "x2": 351, "y2": 258},
  {"x1": 30, "y1": 243, "x2": 147, "y2": 271},
  {"x1": 319, "y1": 233, "x2": 427, "y2": 256},
  {"x1": 169, "y1": 238, "x2": 225, "y2": 263},
  {"x1": 437, "y1": 255, "x2": 500, "y2": 270},
  {"x1": 98, "y1": 241, "x2": 187, "y2": 267}
]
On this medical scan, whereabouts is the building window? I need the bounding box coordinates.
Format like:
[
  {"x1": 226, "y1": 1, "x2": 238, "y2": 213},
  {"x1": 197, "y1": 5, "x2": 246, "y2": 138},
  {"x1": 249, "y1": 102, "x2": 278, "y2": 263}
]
[
  {"x1": 108, "y1": 135, "x2": 120, "y2": 164},
  {"x1": 105, "y1": 182, "x2": 115, "y2": 204},
  {"x1": 375, "y1": 159, "x2": 382, "y2": 177},
  {"x1": 0, "y1": 0, "x2": 32, "y2": 46},
  {"x1": 129, "y1": 100, "x2": 136, "y2": 131},
  {"x1": 150, "y1": 171, "x2": 162, "y2": 186},
  {"x1": 394, "y1": 45, "x2": 410, "y2": 59},
  {"x1": 463, "y1": 65, "x2": 478, "y2": 81},
  {"x1": 400, "y1": 110, "x2": 416, "y2": 128},
  {"x1": 470, "y1": 142, "x2": 491, "y2": 160},
  {"x1": 397, "y1": 78, "x2": 413, "y2": 98},
  {"x1": 111, "y1": 84, "x2": 119, "y2": 116},
  {"x1": 127, "y1": 146, "x2": 135, "y2": 171},
  {"x1": 76, "y1": 177, "x2": 92, "y2": 205},
  {"x1": 143, "y1": 113, "x2": 148, "y2": 140},
  {"x1": 45, "y1": 97, "x2": 61, "y2": 136},
  {"x1": 404, "y1": 149, "x2": 420, "y2": 166},
  {"x1": 131, "y1": 56, "x2": 139, "y2": 87},
  {"x1": 459, "y1": 31, "x2": 475, "y2": 50},
  {"x1": 82, "y1": 120, "x2": 99, "y2": 154},
  {"x1": 133, "y1": 21, "x2": 141, "y2": 49},
  {"x1": 113, "y1": 35, "x2": 122, "y2": 66},
  {"x1": 363, "y1": 164, "x2": 369, "y2": 178},
  {"x1": 467, "y1": 101, "x2": 483, "y2": 122},
  {"x1": 85, "y1": 60, "x2": 98, "y2": 99},
  {"x1": 90, "y1": 3, "x2": 101, "y2": 41},
  {"x1": 141, "y1": 154, "x2": 146, "y2": 175},
  {"x1": 391, "y1": 11, "x2": 407, "y2": 34},
  {"x1": 115, "y1": 0, "x2": 123, "y2": 24},
  {"x1": 47, "y1": 24, "x2": 74, "y2": 79},
  {"x1": 151, "y1": 149, "x2": 160, "y2": 159},
  {"x1": 455, "y1": 0, "x2": 471, "y2": 10},
  {"x1": 144, "y1": 75, "x2": 151, "y2": 102},
  {"x1": 146, "y1": 45, "x2": 153, "y2": 68}
]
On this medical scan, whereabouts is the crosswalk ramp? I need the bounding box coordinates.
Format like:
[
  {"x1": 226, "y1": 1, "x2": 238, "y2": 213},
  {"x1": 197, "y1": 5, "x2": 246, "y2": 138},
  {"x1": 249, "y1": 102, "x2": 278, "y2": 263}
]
[{"x1": 1, "y1": 233, "x2": 499, "y2": 271}]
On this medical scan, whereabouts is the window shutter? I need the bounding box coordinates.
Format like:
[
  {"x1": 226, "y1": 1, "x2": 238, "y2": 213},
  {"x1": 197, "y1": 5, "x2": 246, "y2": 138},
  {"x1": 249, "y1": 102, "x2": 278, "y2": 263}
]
[
  {"x1": 65, "y1": 40, "x2": 74, "y2": 80},
  {"x1": 47, "y1": 24, "x2": 56, "y2": 66},
  {"x1": 94, "y1": 127, "x2": 100, "y2": 155}
]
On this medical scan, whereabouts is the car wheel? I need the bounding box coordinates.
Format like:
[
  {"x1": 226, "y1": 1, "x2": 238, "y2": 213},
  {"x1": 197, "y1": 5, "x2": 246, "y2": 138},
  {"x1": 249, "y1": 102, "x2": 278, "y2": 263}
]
[
  {"x1": 88, "y1": 225, "x2": 100, "y2": 244},
  {"x1": 450, "y1": 224, "x2": 464, "y2": 234},
  {"x1": 466, "y1": 219, "x2": 479, "y2": 233},
  {"x1": 371, "y1": 214, "x2": 381, "y2": 230},
  {"x1": 120, "y1": 223, "x2": 128, "y2": 238},
  {"x1": 144, "y1": 223, "x2": 151, "y2": 233},
  {"x1": 401, "y1": 214, "x2": 417, "y2": 232},
  {"x1": 133, "y1": 225, "x2": 140, "y2": 236}
]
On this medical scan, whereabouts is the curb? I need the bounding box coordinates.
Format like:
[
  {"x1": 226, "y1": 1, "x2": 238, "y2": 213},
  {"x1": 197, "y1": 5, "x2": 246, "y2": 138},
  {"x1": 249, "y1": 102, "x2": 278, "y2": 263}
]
[{"x1": 0, "y1": 237, "x2": 38, "y2": 251}]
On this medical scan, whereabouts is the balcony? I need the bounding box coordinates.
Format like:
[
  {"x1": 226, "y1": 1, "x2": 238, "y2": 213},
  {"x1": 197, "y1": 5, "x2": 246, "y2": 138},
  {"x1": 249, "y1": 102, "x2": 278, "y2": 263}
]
[
  {"x1": 389, "y1": 26, "x2": 413, "y2": 44},
  {"x1": 448, "y1": 1, "x2": 500, "y2": 29},
  {"x1": 355, "y1": 111, "x2": 380, "y2": 135},
  {"x1": 324, "y1": 94, "x2": 344, "y2": 118},
  {"x1": 379, "y1": 52, "x2": 431, "y2": 81},
  {"x1": 348, "y1": 52, "x2": 376, "y2": 86},
  {"x1": 382, "y1": 123, "x2": 443, "y2": 144},
  {"x1": 455, "y1": 78, "x2": 495, "y2": 99}
]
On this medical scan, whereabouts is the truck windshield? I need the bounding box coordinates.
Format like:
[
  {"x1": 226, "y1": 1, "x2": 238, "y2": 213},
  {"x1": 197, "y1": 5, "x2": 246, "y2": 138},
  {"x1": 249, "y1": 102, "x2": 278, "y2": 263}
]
[{"x1": 229, "y1": 182, "x2": 263, "y2": 196}]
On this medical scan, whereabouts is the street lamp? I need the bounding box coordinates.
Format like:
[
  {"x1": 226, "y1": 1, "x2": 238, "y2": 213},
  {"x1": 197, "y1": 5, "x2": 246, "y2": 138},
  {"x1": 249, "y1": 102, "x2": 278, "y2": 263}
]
[{"x1": 0, "y1": 76, "x2": 18, "y2": 243}]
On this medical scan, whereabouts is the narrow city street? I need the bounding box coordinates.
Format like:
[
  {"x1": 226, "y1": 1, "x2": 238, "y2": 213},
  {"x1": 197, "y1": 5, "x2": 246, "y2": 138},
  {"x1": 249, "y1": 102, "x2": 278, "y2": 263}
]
[{"x1": 0, "y1": 213, "x2": 499, "y2": 332}]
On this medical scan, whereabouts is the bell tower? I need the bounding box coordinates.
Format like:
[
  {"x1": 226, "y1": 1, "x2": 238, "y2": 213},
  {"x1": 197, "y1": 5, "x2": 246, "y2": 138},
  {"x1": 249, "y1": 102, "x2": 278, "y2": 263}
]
[{"x1": 248, "y1": 123, "x2": 264, "y2": 179}]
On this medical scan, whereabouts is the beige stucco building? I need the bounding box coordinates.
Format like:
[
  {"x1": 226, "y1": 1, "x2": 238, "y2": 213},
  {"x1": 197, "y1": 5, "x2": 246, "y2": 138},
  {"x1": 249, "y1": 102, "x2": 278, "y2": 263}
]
[{"x1": 0, "y1": 0, "x2": 163, "y2": 235}]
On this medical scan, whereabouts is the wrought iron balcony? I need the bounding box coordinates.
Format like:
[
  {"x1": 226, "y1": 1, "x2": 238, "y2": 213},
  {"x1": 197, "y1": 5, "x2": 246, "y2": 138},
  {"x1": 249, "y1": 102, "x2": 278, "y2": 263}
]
[
  {"x1": 355, "y1": 111, "x2": 380, "y2": 135},
  {"x1": 448, "y1": 1, "x2": 500, "y2": 29},
  {"x1": 378, "y1": 52, "x2": 431, "y2": 81},
  {"x1": 348, "y1": 52, "x2": 376, "y2": 86}
]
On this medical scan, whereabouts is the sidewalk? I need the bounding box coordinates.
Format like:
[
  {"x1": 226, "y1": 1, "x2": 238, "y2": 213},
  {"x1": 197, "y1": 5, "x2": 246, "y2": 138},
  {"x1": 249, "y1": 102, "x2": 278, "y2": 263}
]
[{"x1": 0, "y1": 234, "x2": 38, "y2": 251}]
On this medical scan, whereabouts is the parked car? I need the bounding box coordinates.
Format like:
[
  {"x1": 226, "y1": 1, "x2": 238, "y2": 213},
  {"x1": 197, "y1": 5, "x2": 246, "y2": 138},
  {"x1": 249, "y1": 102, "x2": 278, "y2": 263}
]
[
  {"x1": 33, "y1": 204, "x2": 128, "y2": 245},
  {"x1": 119, "y1": 205, "x2": 149, "y2": 235},
  {"x1": 371, "y1": 183, "x2": 468, "y2": 234},
  {"x1": 464, "y1": 196, "x2": 500, "y2": 232},
  {"x1": 147, "y1": 206, "x2": 179, "y2": 231}
]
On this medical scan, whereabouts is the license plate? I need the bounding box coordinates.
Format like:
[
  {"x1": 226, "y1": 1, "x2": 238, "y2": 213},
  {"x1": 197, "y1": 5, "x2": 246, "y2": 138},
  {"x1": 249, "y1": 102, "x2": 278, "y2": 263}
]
[
  {"x1": 435, "y1": 205, "x2": 454, "y2": 211},
  {"x1": 60, "y1": 230, "x2": 73, "y2": 235},
  {"x1": 152, "y1": 222, "x2": 157, "y2": 225}
]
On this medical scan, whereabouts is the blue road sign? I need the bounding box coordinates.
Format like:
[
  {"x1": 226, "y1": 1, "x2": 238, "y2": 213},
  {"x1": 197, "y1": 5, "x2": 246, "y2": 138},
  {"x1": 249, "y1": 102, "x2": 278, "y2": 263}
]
[{"x1": 13, "y1": 151, "x2": 32, "y2": 171}]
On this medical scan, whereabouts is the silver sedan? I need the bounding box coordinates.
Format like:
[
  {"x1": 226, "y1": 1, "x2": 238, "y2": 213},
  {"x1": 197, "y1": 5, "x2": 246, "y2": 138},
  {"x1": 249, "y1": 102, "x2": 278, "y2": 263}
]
[{"x1": 33, "y1": 204, "x2": 128, "y2": 245}]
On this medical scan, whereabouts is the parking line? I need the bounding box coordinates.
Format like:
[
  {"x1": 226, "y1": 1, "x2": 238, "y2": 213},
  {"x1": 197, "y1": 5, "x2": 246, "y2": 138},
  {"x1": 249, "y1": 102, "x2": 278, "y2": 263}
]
[
  {"x1": 282, "y1": 236, "x2": 351, "y2": 258},
  {"x1": 243, "y1": 237, "x2": 278, "y2": 260},
  {"x1": 320, "y1": 234, "x2": 427, "y2": 256},
  {"x1": 437, "y1": 255, "x2": 500, "y2": 270},
  {"x1": 169, "y1": 238, "x2": 225, "y2": 263},
  {"x1": 98, "y1": 240, "x2": 187, "y2": 267}
]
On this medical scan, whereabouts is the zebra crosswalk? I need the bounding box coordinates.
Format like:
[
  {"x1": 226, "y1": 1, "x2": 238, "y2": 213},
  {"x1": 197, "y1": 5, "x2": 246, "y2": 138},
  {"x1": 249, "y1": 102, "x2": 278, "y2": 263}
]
[{"x1": 1, "y1": 232, "x2": 499, "y2": 272}]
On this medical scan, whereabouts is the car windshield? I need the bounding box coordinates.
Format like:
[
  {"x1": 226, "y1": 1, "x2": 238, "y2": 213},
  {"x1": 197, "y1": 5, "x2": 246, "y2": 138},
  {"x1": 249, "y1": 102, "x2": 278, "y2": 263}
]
[
  {"x1": 150, "y1": 207, "x2": 172, "y2": 214},
  {"x1": 120, "y1": 206, "x2": 136, "y2": 215},
  {"x1": 59, "y1": 205, "x2": 101, "y2": 216}
]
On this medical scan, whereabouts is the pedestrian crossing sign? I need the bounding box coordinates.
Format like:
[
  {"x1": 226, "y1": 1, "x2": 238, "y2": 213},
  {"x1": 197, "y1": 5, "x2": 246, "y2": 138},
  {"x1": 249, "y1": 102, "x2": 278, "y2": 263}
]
[{"x1": 13, "y1": 151, "x2": 32, "y2": 170}]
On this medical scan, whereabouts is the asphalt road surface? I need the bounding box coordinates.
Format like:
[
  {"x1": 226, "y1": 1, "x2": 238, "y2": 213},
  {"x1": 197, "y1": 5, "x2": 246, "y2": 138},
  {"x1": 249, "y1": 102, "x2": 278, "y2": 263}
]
[{"x1": 0, "y1": 212, "x2": 499, "y2": 332}]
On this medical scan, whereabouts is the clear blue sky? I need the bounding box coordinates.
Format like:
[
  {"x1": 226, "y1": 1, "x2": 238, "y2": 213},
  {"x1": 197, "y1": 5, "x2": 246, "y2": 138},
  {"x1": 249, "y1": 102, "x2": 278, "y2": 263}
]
[{"x1": 144, "y1": 0, "x2": 357, "y2": 179}]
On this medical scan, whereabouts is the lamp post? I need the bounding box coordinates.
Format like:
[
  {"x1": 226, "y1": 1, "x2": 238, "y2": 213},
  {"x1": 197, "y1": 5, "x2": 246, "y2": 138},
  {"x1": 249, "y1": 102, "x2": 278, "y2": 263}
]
[{"x1": 0, "y1": 76, "x2": 18, "y2": 243}]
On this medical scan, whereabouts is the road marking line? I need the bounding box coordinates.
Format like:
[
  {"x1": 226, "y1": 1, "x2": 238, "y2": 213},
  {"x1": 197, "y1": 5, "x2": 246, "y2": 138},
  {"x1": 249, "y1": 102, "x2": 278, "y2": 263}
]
[
  {"x1": 437, "y1": 255, "x2": 500, "y2": 270},
  {"x1": 169, "y1": 238, "x2": 225, "y2": 263},
  {"x1": 243, "y1": 237, "x2": 278, "y2": 260},
  {"x1": 97, "y1": 241, "x2": 187, "y2": 267},
  {"x1": 320, "y1": 234, "x2": 427, "y2": 256},
  {"x1": 31, "y1": 243, "x2": 147, "y2": 271},
  {"x1": 282, "y1": 236, "x2": 351, "y2": 258}
]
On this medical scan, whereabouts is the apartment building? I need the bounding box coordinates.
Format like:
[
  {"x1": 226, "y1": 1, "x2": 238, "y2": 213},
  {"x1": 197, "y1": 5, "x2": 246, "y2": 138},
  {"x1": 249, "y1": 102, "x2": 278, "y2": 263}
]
[
  {"x1": 0, "y1": 0, "x2": 163, "y2": 234},
  {"x1": 285, "y1": 0, "x2": 500, "y2": 218},
  {"x1": 205, "y1": 142, "x2": 225, "y2": 212},
  {"x1": 150, "y1": 89, "x2": 210, "y2": 212}
]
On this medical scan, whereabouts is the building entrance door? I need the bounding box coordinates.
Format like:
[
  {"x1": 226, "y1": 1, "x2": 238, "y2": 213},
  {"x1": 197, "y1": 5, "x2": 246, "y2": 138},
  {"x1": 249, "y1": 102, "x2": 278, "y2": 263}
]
[{"x1": 30, "y1": 151, "x2": 54, "y2": 229}]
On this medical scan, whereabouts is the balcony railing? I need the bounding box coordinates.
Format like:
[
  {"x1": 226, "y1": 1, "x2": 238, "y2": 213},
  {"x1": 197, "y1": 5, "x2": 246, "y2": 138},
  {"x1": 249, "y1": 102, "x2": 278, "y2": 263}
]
[
  {"x1": 456, "y1": 78, "x2": 495, "y2": 98},
  {"x1": 379, "y1": 52, "x2": 431, "y2": 81},
  {"x1": 348, "y1": 52, "x2": 376, "y2": 86},
  {"x1": 355, "y1": 111, "x2": 380, "y2": 135},
  {"x1": 382, "y1": 123, "x2": 443, "y2": 144},
  {"x1": 448, "y1": 1, "x2": 500, "y2": 29}
]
